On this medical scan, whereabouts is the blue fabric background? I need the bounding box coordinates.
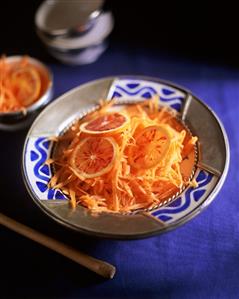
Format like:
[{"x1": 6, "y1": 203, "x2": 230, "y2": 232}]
[{"x1": 0, "y1": 44, "x2": 238, "y2": 299}]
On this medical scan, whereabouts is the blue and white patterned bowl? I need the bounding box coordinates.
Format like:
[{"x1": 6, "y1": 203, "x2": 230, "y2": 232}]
[{"x1": 22, "y1": 76, "x2": 229, "y2": 239}]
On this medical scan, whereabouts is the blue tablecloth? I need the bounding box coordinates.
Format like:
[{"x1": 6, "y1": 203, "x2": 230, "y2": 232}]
[{"x1": 1, "y1": 44, "x2": 238, "y2": 299}]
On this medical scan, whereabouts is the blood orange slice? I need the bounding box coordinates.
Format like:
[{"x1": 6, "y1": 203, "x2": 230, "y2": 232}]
[
  {"x1": 10, "y1": 66, "x2": 41, "y2": 106},
  {"x1": 128, "y1": 125, "x2": 171, "y2": 169},
  {"x1": 80, "y1": 112, "x2": 129, "y2": 135},
  {"x1": 70, "y1": 137, "x2": 117, "y2": 178}
]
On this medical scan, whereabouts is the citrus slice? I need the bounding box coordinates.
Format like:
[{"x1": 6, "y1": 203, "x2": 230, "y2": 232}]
[
  {"x1": 80, "y1": 112, "x2": 129, "y2": 135},
  {"x1": 10, "y1": 66, "x2": 41, "y2": 106},
  {"x1": 70, "y1": 137, "x2": 117, "y2": 178},
  {"x1": 128, "y1": 125, "x2": 171, "y2": 169}
]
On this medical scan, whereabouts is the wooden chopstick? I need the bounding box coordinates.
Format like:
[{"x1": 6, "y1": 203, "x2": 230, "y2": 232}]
[{"x1": 0, "y1": 213, "x2": 116, "y2": 279}]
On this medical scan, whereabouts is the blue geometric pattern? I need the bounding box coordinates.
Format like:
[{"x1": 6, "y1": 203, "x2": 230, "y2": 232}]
[
  {"x1": 108, "y1": 79, "x2": 185, "y2": 111},
  {"x1": 151, "y1": 170, "x2": 213, "y2": 222},
  {"x1": 29, "y1": 137, "x2": 67, "y2": 200}
]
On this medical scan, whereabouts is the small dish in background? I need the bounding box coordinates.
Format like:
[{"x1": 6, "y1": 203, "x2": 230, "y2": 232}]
[
  {"x1": 35, "y1": 0, "x2": 114, "y2": 65},
  {"x1": 0, "y1": 56, "x2": 53, "y2": 131}
]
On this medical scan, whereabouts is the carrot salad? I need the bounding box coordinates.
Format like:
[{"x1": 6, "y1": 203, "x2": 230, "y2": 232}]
[
  {"x1": 0, "y1": 56, "x2": 46, "y2": 113},
  {"x1": 49, "y1": 97, "x2": 198, "y2": 213}
]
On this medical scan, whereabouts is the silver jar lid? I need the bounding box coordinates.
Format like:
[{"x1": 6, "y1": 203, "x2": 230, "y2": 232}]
[{"x1": 35, "y1": 0, "x2": 104, "y2": 37}]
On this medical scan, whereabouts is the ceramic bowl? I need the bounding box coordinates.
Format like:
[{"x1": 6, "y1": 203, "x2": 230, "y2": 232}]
[
  {"x1": 0, "y1": 56, "x2": 53, "y2": 131},
  {"x1": 22, "y1": 76, "x2": 229, "y2": 239}
]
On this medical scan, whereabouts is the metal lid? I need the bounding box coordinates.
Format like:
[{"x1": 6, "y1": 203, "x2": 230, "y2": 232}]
[
  {"x1": 35, "y1": 0, "x2": 104, "y2": 37},
  {"x1": 37, "y1": 12, "x2": 114, "y2": 50}
]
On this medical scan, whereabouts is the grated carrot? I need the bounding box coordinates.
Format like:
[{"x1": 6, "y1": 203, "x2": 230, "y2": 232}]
[
  {"x1": 49, "y1": 97, "x2": 198, "y2": 213},
  {"x1": 0, "y1": 55, "x2": 43, "y2": 113}
]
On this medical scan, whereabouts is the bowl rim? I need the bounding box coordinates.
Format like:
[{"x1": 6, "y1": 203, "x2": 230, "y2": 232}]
[
  {"x1": 22, "y1": 75, "x2": 230, "y2": 239},
  {"x1": 0, "y1": 55, "x2": 53, "y2": 117}
]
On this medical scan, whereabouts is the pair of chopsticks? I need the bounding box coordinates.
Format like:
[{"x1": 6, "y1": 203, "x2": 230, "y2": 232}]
[{"x1": 0, "y1": 213, "x2": 116, "y2": 279}]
